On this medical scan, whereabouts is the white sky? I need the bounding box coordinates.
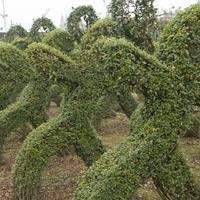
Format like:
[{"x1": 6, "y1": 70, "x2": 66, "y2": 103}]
[{"x1": 0, "y1": 0, "x2": 198, "y2": 31}]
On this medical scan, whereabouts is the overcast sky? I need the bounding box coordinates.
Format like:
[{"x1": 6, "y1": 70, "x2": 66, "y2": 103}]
[{"x1": 0, "y1": 0, "x2": 198, "y2": 31}]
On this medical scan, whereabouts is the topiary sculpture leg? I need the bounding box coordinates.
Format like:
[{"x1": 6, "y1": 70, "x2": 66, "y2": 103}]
[
  {"x1": 74, "y1": 104, "x2": 200, "y2": 200},
  {"x1": 130, "y1": 105, "x2": 200, "y2": 199},
  {"x1": 117, "y1": 90, "x2": 138, "y2": 118},
  {"x1": 152, "y1": 150, "x2": 200, "y2": 200},
  {"x1": 12, "y1": 88, "x2": 105, "y2": 200},
  {"x1": 0, "y1": 81, "x2": 50, "y2": 163},
  {"x1": 91, "y1": 90, "x2": 138, "y2": 130}
]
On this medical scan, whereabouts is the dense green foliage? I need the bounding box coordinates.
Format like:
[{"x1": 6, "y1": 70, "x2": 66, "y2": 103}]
[
  {"x1": 74, "y1": 4, "x2": 200, "y2": 199},
  {"x1": 42, "y1": 29, "x2": 74, "y2": 53},
  {"x1": 67, "y1": 5, "x2": 98, "y2": 42},
  {"x1": 0, "y1": 81, "x2": 50, "y2": 162},
  {"x1": 0, "y1": 42, "x2": 76, "y2": 164},
  {"x1": 29, "y1": 17, "x2": 56, "y2": 42},
  {"x1": 80, "y1": 18, "x2": 137, "y2": 122},
  {"x1": 156, "y1": 3, "x2": 200, "y2": 138},
  {"x1": 156, "y1": 4, "x2": 200, "y2": 69}
]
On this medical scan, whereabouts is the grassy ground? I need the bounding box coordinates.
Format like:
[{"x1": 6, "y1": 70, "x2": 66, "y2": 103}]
[{"x1": 0, "y1": 104, "x2": 200, "y2": 199}]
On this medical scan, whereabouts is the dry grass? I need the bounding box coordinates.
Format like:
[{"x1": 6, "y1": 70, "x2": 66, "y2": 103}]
[{"x1": 0, "y1": 105, "x2": 200, "y2": 200}]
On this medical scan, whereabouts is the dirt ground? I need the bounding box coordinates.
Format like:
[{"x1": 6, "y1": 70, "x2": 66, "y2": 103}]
[{"x1": 0, "y1": 104, "x2": 200, "y2": 200}]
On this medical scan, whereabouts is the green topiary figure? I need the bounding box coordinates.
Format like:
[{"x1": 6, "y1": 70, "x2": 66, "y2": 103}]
[
  {"x1": 5, "y1": 25, "x2": 28, "y2": 42},
  {"x1": 74, "y1": 36, "x2": 200, "y2": 200},
  {"x1": 29, "y1": 17, "x2": 56, "y2": 42},
  {"x1": 156, "y1": 3, "x2": 200, "y2": 140},
  {"x1": 8, "y1": 4, "x2": 200, "y2": 200},
  {"x1": 67, "y1": 5, "x2": 98, "y2": 43},
  {"x1": 11, "y1": 37, "x2": 33, "y2": 50},
  {"x1": 12, "y1": 48, "x2": 106, "y2": 200},
  {"x1": 42, "y1": 29, "x2": 74, "y2": 54},
  {"x1": 0, "y1": 42, "x2": 31, "y2": 110},
  {"x1": 0, "y1": 42, "x2": 76, "y2": 163}
]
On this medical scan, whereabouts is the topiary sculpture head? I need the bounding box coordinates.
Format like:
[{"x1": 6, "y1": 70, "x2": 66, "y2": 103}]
[
  {"x1": 25, "y1": 43, "x2": 77, "y2": 85},
  {"x1": 42, "y1": 29, "x2": 74, "y2": 53},
  {"x1": 29, "y1": 17, "x2": 56, "y2": 42}
]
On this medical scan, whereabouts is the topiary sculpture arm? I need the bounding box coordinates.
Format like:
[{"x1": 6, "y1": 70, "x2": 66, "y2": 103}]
[{"x1": 0, "y1": 81, "x2": 50, "y2": 162}]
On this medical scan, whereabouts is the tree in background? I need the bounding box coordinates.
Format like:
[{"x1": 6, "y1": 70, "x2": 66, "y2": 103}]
[
  {"x1": 5, "y1": 25, "x2": 28, "y2": 42},
  {"x1": 108, "y1": 0, "x2": 157, "y2": 53}
]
